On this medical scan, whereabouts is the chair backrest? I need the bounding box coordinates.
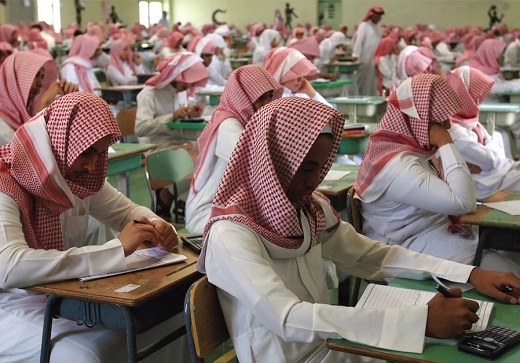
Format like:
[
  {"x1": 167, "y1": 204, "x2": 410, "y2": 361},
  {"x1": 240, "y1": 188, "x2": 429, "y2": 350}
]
[
  {"x1": 145, "y1": 147, "x2": 194, "y2": 186},
  {"x1": 184, "y1": 276, "x2": 233, "y2": 362},
  {"x1": 116, "y1": 108, "x2": 137, "y2": 137},
  {"x1": 346, "y1": 187, "x2": 363, "y2": 233}
]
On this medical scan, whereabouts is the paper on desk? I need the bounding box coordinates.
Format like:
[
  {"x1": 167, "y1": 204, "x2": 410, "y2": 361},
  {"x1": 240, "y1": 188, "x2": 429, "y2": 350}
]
[
  {"x1": 483, "y1": 201, "x2": 520, "y2": 215},
  {"x1": 333, "y1": 96, "x2": 371, "y2": 101},
  {"x1": 323, "y1": 170, "x2": 350, "y2": 181},
  {"x1": 312, "y1": 78, "x2": 330, "y2": 83},
  {"x1": 356, "y1": 284, "x2": 493, "y2": 332},
  {"x1": 79, "y1": 247, "x2": 187, "y2": 282},
  {"x1": 108, "y1": 146, "x2": 116, "y2": 154}
]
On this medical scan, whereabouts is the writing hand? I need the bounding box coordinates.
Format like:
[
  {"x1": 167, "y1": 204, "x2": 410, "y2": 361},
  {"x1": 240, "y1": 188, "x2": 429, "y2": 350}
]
[
  {"x1": 118, "y1": 217, "x2": 163, "y2": 256},
  {"x1": 149, "y1": 219, "x2": 178, "y2": 251}
]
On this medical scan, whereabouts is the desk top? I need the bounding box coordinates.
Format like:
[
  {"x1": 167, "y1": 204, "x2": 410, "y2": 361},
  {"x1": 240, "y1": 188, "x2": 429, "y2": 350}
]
[
  {"x1": 327, "y1": 278, "x2": 520, "y2": 363},
  {"x1": 331, "y1": 96, "x2": 386, "y2": 105},
  {"x1": 196, "y1": 90, "x2": 223, "y2": 97},
  {"x1": 311, "y1": 79, "x2": 353, "y2": 88},
  {"x1": 479, "y1": 103, "x2": 520, "y2": 112},
  {"x1": 109, "y1": 143, "x2": 157, "y2": 161},
  {"x1": 167, "y1": 120, "x2": 207, "y2": 130},
  {"x1": 318, "y1": 163, "x2": 358, "y2": 197},
  {"x1": 28, "y1": 245, "x2": 200, "y2": 307},
  {"x1": 460, "y1": 190, "x2": 520, "y2": 229},
  {"x1": 96, "y1": 85, "x2": 145, "y2": 92},
  {"x1": 329, "y1": 61, "x2": 361, "y2": 67}
]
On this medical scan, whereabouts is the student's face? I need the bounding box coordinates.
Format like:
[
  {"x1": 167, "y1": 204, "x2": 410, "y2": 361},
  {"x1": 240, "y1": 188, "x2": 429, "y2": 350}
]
[
  {"x1": 201, "y1": 53, "x2": 213, "y2": 67},
  {"x1": 28, "y1": 66, "x2": 45, "y2": 107},
  {"x1": 370, "y1": 14, "x2": 382, "y2": 24},
  {"x1": 253, "y1": 90, "x2": 274, "y2": 111},
  {"x1": 171, "y1": 81, "x2": 191, "y2": 92},
  {"x1": 120, "y1": 46, "x2": 130, "y2": 61},
  {"x1": 10, "y1": 31, "x2": 20, "y2": 47},
  {"x1": 66, "y1": 136, "x2": 111, "y2": 182},
  {"x1": 286, "y1": 134, "x2": 333, "y2": 207},
  {"x1": 283, "y1": 77, "x2": 303, "y2": 93},
  {"x1": 91, "y1": 47, "x2": 103, "y2": 60},
  {"x1": 271, "y1": 39, "x2": 279, "y2": 48}
]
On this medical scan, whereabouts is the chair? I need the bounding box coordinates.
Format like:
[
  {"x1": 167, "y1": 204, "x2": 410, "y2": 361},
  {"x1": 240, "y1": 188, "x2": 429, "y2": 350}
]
[
  {"x1": 115, "y1": 108, "x2": 137, "y2": 143},
  {"x1": 184, "y1": 276, "x2": 236, "y2": 363},
  {"x1": 145, "y1": 146, "x2": 195, "y2": 223}
]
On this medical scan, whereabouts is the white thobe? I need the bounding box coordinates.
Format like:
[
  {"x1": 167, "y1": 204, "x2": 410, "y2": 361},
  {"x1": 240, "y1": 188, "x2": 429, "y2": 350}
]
[
  {"x1": 106, "y1": 62, "x2": 144, "y2": 86},
  {"x1": 504, "y1": 39, "x2": 520, "y2": 68},
  {"x1": 352, "y1": 20, "x2": 381, "y2": 96},
  {"x1": 358, "y1": 144, "x2": 520, "y2": 273},
  {"x1": 59, "y1": 62, "x2": 101, "y2": 96},
  {"x1": 377, "y1": 54, "x2": 397, "y2": 91},
  {"x1": 449, "y1": 123, "x2": 520, "y2": 200},
  {"x1": 207, "y1": 56, "x2": 227, "y2": 87},
  {"x1": 282, "y1": 87, "x2": 332, "y2": 107},
  {"x1": 0, "y1": 181, "x2": 189, "y2": 362},
  {"x1": 204, "y1": 196, "x2": 476, "y2": 363},
  {"x1": 0, "y1": 116, "x2": 14, "y2": 146}
]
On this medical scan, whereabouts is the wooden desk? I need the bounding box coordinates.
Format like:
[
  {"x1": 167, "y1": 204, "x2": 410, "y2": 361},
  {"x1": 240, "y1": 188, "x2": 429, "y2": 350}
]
[
  {"x1": 460, "y1": 190, "x2": 520, "y2": 266},
  {"x1": 96, "y1": 85, "x2": 145, "y2": 109},
  {"x1": 108, "y1": 143, "x2": 157, "y2": 197},
  {"x1": 327, "y1": 278, "x2": 520, "y2": 363},
  {"x1": 318, "y1": 163, "x2": 359, "y2": 211},
  {"x1": 331, "y1": 96, "x2": 387, "y2": 123},
  {"x1": 311, "y1": 79, "x2": 353, "y2": 97},
  {"x1": 478, "y1": 103, "x2": 520, "y2": 134},
  {"x1": 30, "y1": 244, "x2": 202, "y2": 363}
]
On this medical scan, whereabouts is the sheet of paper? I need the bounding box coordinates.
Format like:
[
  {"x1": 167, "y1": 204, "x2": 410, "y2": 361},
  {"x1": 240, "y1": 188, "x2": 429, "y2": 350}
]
[
  {"x1": 323, "y1": 170, "x2": 350, "y2": 181},
  {"x1": 312, "y1": 78, "x2": 330, "y2": 83},
  {"x1": 356, "y1": 284, "x2": 493, "y2": 332},
  {"x1": 108, "y1": 146, "x2": 116, "y2": 153},
  {"x1": 79, "y1": 247, "x2": 187, "y2": 282},
  {"x1": 483, "y1": 201, "x2": 520, "y2": 215},
  {"x1": 334, "y1": 96, "x2": 371, "y2": 101}
]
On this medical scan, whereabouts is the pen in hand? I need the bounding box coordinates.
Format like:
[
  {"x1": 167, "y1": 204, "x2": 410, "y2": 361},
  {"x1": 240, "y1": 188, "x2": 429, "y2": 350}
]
[{"x1": 431, "y1": 273, "x2": 458, "y2": 298}]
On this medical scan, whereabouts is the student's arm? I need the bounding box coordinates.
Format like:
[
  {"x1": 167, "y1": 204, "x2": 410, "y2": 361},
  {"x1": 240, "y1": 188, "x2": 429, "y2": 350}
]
[
  {"x1": 59, "y1": 63, "x2": 81, "y2": 88},
  {"x1": 0, "y1": 192, "x2": 126, "y2": 288},
  {"x1": 452, "y1": 127, "x2": 506, "y2": 170},
  {"x1": 378, "y1": 56, "x2": 394, "y2": 83},
  {"x1": 385, "y1": 145, "x2": 476, "y2": 215},
  {"x1": 215, "y1": 118, "x2": 244, "y2": 162},
  {"x1": 134, "y1": 89, "x2": 175, "y2": 137},
  {"x1": 106, "y1": 64, "x2": 137, "y2": 86}
]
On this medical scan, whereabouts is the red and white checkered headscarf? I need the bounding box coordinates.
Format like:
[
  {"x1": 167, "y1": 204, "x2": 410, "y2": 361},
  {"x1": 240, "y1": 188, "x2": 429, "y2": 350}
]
[
  {"x1": 264, "y1": 46, "x2": 317, "y2": 84},
  {"x1": 355, "y1": 74, "x2": 463, "y2": 197},
  {"x1": 446, "y1": 66, "x2": 494, "y2": 144},
  {"x1": 191, "y1": 65, "x2": 283, "y2": 195},
  {"x1": 468, "y1": 38, "x2": 506, "y2": 76},
  {"x1": 199, "y1": 97, "x2": 343, "y2": 266},
  {"x1": 0, "y1": 92, "x2": 121, "y2": 250},
  {"x1": 186, "y1": 35, "x2": 218, "y2": 56},
  {"x1": 288, "y1": 36, "x2": 321, "y2": 59},
  {"x1": 0, "y1": 24, "x2": 17, "y2": 44},
  {"x1": 60, "y1": 34, "x2": 101, "y2": 93},
  {"x1": 362, "y1": 6, "x2": 385, "y2": 22},
  {"x1": 0, "y1": 51, "x2": 58, "y2": 130},
  {"x1": 109, "y1": 39, "x2": 137, "y2": 75},
  {"x1": 145, "y1": 52, "x2": 208, "y2": 89}
]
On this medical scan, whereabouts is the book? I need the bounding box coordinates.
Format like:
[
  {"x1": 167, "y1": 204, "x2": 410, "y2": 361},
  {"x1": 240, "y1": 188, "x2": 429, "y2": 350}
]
[
  {"x1": 356, "y1": 283, "x2": 494, "y2": 333},
  {"x1": 79, "y1": 247, "x2": 188, "y2": 282}
]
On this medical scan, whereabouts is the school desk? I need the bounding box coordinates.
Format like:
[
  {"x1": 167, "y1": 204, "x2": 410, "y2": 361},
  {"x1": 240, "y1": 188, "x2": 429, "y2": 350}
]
[
  {"x1": 331, "y1": 96, "x2": 387, "y2": 123},
  {"x1": 195, "y1": 89, "x2": 223, "y2": 106},
  {"x1": 318, "y1": 163, "x2": 359, "y2": 211},
  {"x1": 311, "y1": 79, "x2": 353, "y2": 97},
  {"x1": 96, "y1": 85, "x2": 145, "y2": 109},
  {"x1": 478, "y1": 103, "x2": 520, "y2": 134},
  {"x1": 326, "y1": 278, "x2": 520, "y2": 363},
  {"x1": 28, "y1": 244, "x2": 203, "y2": 363},
  {"x1": 326, "y1": 61, "x2": 361, "y2": 95},
  {"x1": 494, "y1": 91, "x2": 520, "y2": 104},
  {"x1": 460, "y1": 190, "x2": 520, "y2": 266},
  {"x1": 108, "y1": 143, "x2": 157, "y2": 198},
  {"x1": 136, "y1": 73, "x2": 157, "y2": 84},
  {"x1": 230, "y1": 57, "x2": 250, "y2": 69}
]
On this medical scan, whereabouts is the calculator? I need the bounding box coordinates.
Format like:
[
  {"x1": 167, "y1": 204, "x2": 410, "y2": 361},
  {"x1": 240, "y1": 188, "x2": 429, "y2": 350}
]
[
  {"x1": 458, "y1": 325, "x2": 520, "y2": 359},
  {"x1": 181, "y1": 234, "x2": 204, "y2": 254}
]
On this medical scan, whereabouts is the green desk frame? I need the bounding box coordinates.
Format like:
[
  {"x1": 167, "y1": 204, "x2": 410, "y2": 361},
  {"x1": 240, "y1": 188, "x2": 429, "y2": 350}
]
[{"x1": 311, "y1": 79, "x2": 353, "y2": 97}]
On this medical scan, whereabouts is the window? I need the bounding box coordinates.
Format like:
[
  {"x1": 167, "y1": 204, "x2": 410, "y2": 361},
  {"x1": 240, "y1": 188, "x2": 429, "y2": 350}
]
[
  {"x1": 37, "y1": 0, "x2": 61, "y2": 32},
  {"x1": 139, "y1": 1, "x2": 163, "y2": 28}
]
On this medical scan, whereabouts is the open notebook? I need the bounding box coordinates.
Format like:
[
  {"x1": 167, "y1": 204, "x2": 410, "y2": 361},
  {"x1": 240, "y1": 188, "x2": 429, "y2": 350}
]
[
  {"x1": 356, "y1": 284, "x2": 494, "y2": 333},
  {"x1": 79, "y1": 247, "x2": 187, "y2": 282}
]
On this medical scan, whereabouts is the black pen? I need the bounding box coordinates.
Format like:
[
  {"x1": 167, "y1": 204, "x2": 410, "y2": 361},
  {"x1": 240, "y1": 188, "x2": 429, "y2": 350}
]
[
  {"x1": 133, "y1": 219, "x2": 146, "y2": 224},
  {"x1": 435, "y1": 283, "x2": 458, "y2": 298}
]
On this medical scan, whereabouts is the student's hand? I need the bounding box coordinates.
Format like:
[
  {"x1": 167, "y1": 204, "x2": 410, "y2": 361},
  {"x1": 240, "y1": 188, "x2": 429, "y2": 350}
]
[
  {"x1": 327, "y1": 72, "x2": 338, "y2": 81},
  {"x1": 426, "y1": 289, "x2": 480, "y2": 338},
  {"x1": 133, "y1": 52, "x2": 142, "y2": 65},
  {"x1": 173, "y1": 106, "x2": 193, "y2": 119},
  {"x1": 298, "y1": 78, "x2": 316, "y2": 99},
  {"x1": 149, "y1": 219, "x2": 179, "y2": 251},
  {"x1": 118, "y1": 217, "x2": 163, "y2": 256},
  {"x1": 466, "y1": 162, "x2": 482, "y2": 174},
  {"x1": 429, "y1": 122, "x2": 453, "y2": 149},
  {"x1": 37, "y1": 80, "x2": 79, "y2": 112},
  {"x1": 469, "y1": 268, "x2": 520, "y2": 304},
  {"x1": 191, "y1": 103, "x2": 204, "y2": 117}
]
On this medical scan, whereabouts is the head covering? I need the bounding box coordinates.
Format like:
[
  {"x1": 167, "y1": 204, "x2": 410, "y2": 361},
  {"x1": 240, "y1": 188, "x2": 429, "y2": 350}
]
[
  {"x1": 374, "y1": 37, "x2": 399, "y2": 94},
  {"x1": 257, "y1": 29, "x2": 281, "y2": 50},
  {"x1": 362, "y1": 6, "x2": 385, "y2": 22},
  {"x1": 314, "y1": 29, "x2": 327, "y2": 43},
  {"x1": 215, "y1": 24, "x2": 231, "y2": 37},
  {"x1": 0, "y1": 41, "x2": 13, "y2": 52},
  {"x1": 109, "y1": 39, "x2": 136, "y2": 75},
  {"x1": 0, "y1": 92, "x2": 121, "y2": 250},
  {"x1": 28, "y1": 28, "x2": 48, "y2": 50},
  {"x1": 61, "y1": 34, "x2": 100, "y2": 93},
  {"x1": 166, "y1": 31, "x2": 184, "y2": 50},
  {"x1": 468, "y1": 38, "x2": 506, "y2": 76},
  {"x1": 198, "y1": 97, "x2": 344, "y2": 271},
  {"x1": 187, "y1": 35, "x2": 218, "y2": 56},
  {"x1": 145, "y1": 52, "x2": 208, "y2": 89},
  {"x1": 287, "y1": 36, "x2": 320, "y2": 59},
  {"x1": 392, "y1": 45, "x2": 435, "y2": 89},
  {"x1": 0, "y1": 24, "x2": 17, "y2": 44},
  {"x1": 0, "y1": 51, "x2": 58, "y2": 130},
  {"x1": 446, "y1": 66, "x2": 494, "y2": 143},
  {"x1": 455, "y1": 35, "x2": 486, "y2": 68},
  {"x1": 355, "y1": 74, "x2": 463, "y2": 197},
  {"x1": 264, "y1": 47, "x2": 317, "y2": 84},
  {"x1": 191, "y1": 65, "x2": 282, "y2": 195}
]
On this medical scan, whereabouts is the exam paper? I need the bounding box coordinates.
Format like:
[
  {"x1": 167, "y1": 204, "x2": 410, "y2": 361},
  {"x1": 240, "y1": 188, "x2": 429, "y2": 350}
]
[
  {"x1": 356, "y1": 284, "x2": 493, "y2": 332},
  {"x1": 483, "y1": 201, "x2": 520, "y2": 215},
  {"x1": 79, "y1": 247, "x2": 187, "y2": 282},
  {"x1": 323, "y1": 170, "x2": 351, "y2": 181}
]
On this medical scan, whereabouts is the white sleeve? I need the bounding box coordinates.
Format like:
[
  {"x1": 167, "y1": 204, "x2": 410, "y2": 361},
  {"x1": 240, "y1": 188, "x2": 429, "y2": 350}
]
[
  {"x1": 352, "y1": 22, "x2": 366, "y2": 58},
  {"x1": 215, "y1": 118, "x2": 244, "y2": 161},
  {"x1": 59, "y1": 63, "x2": 80, "y2": 85},
  {"x1": 385, "y1": 144, "x2": 477, "y2": 215},
  {"x1": 0, "y1": 191, "x2": 126, "y2": 289},
  {"x1": 106, "y1": 65, "x2": 133, "y2": 86},
  {"x1": 378, "y1": 56, "x2": 394, "y2": 81},
  {"x1": 312, "y1": 91, "x2": 332, "y2": 107},
  {"x1": 135, "y1": 89, "x2": 174, "y2": 137},
  {"x1": 452, "y1": 128, "x2": 505, "y2": 170}
]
